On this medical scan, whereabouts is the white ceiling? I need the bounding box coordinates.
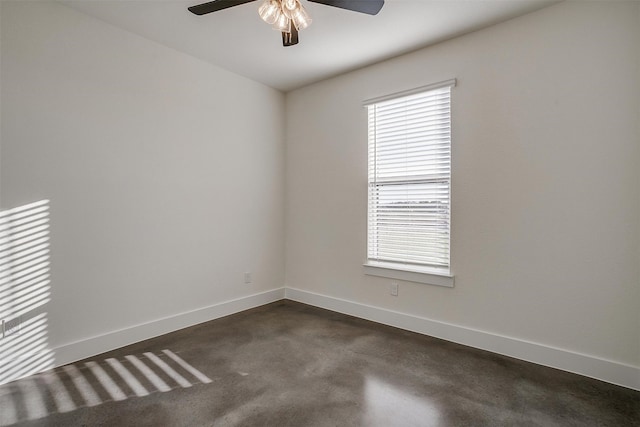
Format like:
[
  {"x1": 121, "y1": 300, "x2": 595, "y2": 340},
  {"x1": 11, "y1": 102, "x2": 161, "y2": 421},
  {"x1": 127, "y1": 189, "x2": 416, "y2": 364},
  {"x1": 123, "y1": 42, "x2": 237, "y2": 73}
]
[{"x1": 60, "y1": 0, "x2": 559, "y2": 91}]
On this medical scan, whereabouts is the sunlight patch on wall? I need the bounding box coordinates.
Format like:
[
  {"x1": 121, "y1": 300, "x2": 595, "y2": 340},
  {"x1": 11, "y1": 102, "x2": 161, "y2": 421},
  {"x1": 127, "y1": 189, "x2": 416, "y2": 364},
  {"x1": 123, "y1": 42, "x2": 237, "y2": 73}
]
[
  {"x1": 0, "y1": 349, "x2": 212, "y2": 425},
  {"x1": 0, "y1": 200, "x2": 53, "y2": 385}
]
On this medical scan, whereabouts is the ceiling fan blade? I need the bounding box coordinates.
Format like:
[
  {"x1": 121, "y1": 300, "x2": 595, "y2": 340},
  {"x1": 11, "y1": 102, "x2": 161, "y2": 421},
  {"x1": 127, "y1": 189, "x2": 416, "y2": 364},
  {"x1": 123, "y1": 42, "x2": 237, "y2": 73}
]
[
  {"x1": 282, "y1": 26, "x2": 299, "y2": 47},
  {"x1": 188, "y1": 0, "x2": 257, "y2": 16},
  {"x1": 307, "y1": 0, "x2": 384, "y2": 15}
]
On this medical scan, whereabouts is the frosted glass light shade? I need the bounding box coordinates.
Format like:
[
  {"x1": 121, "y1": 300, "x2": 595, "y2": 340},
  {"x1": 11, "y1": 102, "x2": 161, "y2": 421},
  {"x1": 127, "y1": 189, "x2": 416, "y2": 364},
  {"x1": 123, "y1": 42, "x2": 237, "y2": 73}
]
[
  {"x1": 258, "y1": 0, "x2": 281, "y2": 25},
  {"x1": 273, "y1": 12, "x2": 291, "y2": 33},
  {"x1": 291, "y1": 4, "x2": 312, "y2": 30}
]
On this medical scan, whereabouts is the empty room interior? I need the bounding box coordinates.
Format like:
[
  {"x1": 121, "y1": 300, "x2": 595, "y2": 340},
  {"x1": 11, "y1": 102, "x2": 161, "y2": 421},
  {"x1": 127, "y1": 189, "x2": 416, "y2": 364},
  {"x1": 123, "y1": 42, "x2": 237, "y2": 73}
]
[{"x1": 0, "y1": 0, "x2": 639, "y2": 425}]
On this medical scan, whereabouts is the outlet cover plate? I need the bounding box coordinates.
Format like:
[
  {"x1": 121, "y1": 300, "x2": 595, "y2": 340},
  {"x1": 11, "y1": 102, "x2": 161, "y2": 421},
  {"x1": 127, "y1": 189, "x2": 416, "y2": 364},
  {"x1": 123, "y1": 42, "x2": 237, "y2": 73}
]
[{"x1": 390, "y1": 282, "x2": 399, "y2": 296}]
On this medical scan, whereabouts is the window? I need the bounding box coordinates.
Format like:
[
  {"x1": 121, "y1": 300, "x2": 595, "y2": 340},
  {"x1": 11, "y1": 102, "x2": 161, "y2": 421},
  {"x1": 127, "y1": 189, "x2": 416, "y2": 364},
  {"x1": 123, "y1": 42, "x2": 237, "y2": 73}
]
[{"x1": 364, "y1": 79, "x2": 455, "y2": 287}]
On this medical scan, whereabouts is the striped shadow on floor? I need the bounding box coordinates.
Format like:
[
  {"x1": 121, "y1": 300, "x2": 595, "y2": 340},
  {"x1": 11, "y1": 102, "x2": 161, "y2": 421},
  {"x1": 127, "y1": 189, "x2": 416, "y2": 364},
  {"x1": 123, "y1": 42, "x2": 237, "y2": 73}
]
[{"x1": 0, "y1": 349, "x2": 212, "y2": 426}]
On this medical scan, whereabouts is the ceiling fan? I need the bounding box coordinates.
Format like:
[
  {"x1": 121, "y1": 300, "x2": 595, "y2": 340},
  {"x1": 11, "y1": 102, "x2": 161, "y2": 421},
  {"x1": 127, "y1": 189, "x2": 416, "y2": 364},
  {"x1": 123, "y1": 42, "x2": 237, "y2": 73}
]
[{"x1": 188, "y1": 0, "x2": 384, "y2": 47}]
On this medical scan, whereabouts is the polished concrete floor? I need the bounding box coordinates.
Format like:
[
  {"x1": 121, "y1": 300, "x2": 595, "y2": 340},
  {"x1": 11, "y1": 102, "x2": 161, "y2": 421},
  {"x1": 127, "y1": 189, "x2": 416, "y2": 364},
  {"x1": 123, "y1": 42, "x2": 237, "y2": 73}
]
[{"x1": 1, "y1": 300, "x2": 638, "y2": 426}]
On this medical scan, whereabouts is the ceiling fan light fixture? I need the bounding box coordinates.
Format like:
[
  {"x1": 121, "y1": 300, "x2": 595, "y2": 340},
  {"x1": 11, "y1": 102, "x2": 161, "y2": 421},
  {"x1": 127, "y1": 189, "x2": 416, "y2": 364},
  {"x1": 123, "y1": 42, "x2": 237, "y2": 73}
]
[
  {"x1": 258, "y1": 0, "x2": 281, "y2": 25},
  {"x1": 262, "y1": 0, "x2": 310, "y2": 37}
]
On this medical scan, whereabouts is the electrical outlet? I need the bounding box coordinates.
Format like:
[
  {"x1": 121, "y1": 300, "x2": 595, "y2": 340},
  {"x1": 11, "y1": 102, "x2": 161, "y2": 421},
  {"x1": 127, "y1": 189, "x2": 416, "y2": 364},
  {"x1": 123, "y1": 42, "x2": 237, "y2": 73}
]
[
  {"x1": 390, "y1": 282, "x2": 399, "y2": 297},
  {"x1": 244, "y1": 272, "x2": 252, "y2": 284},
  {"x1": 2, "y1": 317, "x2": 21, "y2": 338}
]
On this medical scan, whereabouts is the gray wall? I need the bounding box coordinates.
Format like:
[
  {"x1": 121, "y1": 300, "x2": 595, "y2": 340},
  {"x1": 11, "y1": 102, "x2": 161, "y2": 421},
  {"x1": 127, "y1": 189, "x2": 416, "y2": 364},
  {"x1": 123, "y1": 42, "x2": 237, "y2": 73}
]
[
  {"x1": 1, "y1": 1, "x2": 285, "y2": 364},
  {"x1": 285, "y1": 1, "x2": 640, "y2": 368}
]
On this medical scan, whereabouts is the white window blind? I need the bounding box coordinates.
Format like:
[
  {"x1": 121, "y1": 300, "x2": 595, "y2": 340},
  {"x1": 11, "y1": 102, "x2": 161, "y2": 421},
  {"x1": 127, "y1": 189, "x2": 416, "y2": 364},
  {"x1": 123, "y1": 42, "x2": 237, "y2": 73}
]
[{"x1": 366, "y1": 80, "x2": 454, "y2": 272}]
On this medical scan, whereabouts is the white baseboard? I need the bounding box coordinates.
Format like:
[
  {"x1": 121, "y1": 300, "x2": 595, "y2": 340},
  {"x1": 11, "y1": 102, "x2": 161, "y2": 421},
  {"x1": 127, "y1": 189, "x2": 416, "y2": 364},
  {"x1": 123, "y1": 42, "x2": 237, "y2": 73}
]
[
  {"x1": 53, "y1": 288, "x2": 286, "y2": 367},
  {"x1": 285, "y1": 287, "x2": 640, "y2": 391},
  {"x1": 42, "y1": 285, "x2": 640, "y2": 392}
]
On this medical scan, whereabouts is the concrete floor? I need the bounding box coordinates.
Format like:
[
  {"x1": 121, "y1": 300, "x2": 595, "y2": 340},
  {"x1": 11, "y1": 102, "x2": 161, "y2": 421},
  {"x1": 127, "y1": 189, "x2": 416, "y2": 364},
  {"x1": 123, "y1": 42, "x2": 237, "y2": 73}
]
[{"x1": 1, "y1": 300, "x2": 638, "y2": 426}]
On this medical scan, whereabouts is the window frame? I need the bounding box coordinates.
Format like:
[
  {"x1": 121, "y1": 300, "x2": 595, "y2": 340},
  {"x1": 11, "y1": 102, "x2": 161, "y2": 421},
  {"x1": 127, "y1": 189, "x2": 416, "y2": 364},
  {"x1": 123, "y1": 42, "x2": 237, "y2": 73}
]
[{"x1": 363, "y1": 79, "x2": 456, "y2": 288}]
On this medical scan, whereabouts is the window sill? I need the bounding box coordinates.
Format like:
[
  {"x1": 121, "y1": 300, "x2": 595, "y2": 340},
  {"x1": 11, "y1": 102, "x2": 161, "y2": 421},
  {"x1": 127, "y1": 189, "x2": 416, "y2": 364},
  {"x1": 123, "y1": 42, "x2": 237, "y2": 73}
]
[{"x1": 363, "y1": 262, "x2": 455, "y2": 288}]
